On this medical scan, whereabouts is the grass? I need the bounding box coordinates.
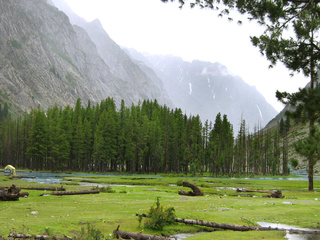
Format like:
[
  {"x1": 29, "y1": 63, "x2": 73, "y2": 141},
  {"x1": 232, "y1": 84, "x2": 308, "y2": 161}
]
[{"x1": 0, "y1": 174, "x2": 319, "y2": 239}]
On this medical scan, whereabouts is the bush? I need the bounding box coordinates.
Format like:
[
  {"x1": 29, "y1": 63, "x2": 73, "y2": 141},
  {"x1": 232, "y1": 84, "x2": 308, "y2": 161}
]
[
  {"x1": 176, "y1": 179, "x2": 183, "y2": 186},
  {"x1": 144, "y1": 197, "x2": 176, "y2": 230},
  {"x1": 92, "y1": 186, "x2": 115, "y2": 193},
  {"x1": 290, "y1": 158, "x2": 299, "y2": 169},
  {"x1": 79, "y1": 223, "x2": 104, "y2": 240}
]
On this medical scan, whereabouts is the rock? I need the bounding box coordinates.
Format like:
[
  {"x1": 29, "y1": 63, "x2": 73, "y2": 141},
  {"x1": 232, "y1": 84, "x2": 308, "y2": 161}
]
[{"x1": 282, "y1": 202, "x2": 294, "y2": 205}]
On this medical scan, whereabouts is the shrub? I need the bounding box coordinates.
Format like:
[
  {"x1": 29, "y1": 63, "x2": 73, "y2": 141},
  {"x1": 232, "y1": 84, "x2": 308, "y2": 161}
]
[
  {"x1": 290, "y1": 158, "x2": 299, "y2": 169},
  {"x1": 176, "y1": 179, "x2": 183, "y2": 186},
  {"x1": 143, "y1": 197, "x2": 176, "y2": 230},
  {"x1": 92, "y1": 186, "x2": 115, "y2": 193},
  {"x1": 79, "y1": 223, "x2": 104, "y2": 240}
]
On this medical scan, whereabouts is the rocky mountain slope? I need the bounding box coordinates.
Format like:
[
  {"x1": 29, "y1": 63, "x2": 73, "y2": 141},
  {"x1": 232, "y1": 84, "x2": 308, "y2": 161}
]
[
  {"x1": 126, "y1": 49, "x2": 278, "y2": 130},
  {"x1": 0, "y1": 0, "x2": 172, "y2": 113}
]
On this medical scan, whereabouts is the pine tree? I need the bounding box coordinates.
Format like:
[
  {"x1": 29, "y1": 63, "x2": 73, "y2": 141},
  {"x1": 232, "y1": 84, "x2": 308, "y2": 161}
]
[{"x1": 27, "y1": 107, "x2": 47, "y2": 171}]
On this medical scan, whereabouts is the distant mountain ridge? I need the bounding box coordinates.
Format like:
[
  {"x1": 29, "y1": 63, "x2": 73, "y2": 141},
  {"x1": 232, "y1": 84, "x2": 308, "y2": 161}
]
[{"x1": 126, "y1": 49, "x2": 278, "y2": 130}]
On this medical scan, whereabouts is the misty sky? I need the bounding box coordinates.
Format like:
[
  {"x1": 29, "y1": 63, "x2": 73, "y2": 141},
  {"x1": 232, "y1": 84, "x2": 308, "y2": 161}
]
[{"x1": 62, "y1": 0, "x2": 309, "y2": 112}]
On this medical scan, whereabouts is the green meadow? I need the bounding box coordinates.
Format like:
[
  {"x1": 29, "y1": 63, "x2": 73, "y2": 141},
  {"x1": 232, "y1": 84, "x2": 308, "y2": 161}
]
[{"x1": 0, "y1": 174, "x2": 319, "y2": 239}]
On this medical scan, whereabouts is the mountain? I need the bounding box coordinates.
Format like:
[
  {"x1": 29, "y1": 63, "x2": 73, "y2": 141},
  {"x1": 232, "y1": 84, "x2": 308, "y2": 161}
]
[
  {"x1": 126, "y1": 49, "x2": 278, "y2": 130},
  {"x1": 0, "y1": 0, "x2": 172, "y2": 113},
  {"x1": 51, "y1": 0, "x2": 172, "y2": 108}
]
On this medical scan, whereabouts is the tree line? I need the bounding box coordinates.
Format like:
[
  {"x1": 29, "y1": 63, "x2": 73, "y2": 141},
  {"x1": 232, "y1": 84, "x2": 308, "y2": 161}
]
[{"x1": 0, "y1": 98, "x2": 289, "y2": 175}]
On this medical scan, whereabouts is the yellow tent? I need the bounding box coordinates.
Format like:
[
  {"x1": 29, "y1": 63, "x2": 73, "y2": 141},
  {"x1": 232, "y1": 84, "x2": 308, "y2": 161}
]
[{"x1": 4, "y1": 165, "x2": 16, "y2": 176}]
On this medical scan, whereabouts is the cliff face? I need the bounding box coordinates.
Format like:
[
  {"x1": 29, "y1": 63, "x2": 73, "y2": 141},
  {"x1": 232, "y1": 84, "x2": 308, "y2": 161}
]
[
  {"x1": 0, "y1": 0, "x2": 172, "y2": 113},
  {"x1": 51, "y1": 0, "x2": 172, "y2": 107}
]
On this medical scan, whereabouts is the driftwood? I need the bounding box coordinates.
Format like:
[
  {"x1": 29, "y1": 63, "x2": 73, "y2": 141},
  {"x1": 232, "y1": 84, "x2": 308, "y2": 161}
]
[
  {"x1": 8, "y1": 233, "x2": 72, "y2": 239},
  {"x1": 21, "y1": 186, "x2": 66, "y2": 191},
  {"x1": 178, "y1": 181, "x2": 203, "y2": 196},
  {"x1": 236, "y1": 189, "x2": 284, "y2": 198},
  {"x1": 113, "y1": 225, "x2": 166, "y2": 240},
  {"x1": 231, "y1": 194, "x2": 253, "y2": 197},
  {"x1": 175, "y1": 218, "x2": 320, "y2": 234},
  {"x1": 11, "y1": 175, "x2": 36, "y2": 179},
  {"x1": 40, "y1": 190, "x2": 99, "y2": 196},
  {"x1": 237, "y1": 189, "x2": 275, "y2": 193}
]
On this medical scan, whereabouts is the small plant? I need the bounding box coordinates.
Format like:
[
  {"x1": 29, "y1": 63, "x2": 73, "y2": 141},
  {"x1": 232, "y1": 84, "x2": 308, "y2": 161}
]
[
  {"x1": 44, "y1": 227, "x2": 54, "y2": 236},
  {"x1": 176, "y1": 179, "x2": 183, "y2": 186},
  {"x1": 143, "y1": 197, "x2": 176, "y2": 230},
  {"x1": 79, "y1": 223, "x2": 104, "y2": 240},
  {"x1": 92, "y1": 186, "x2": 115, "y2": 193}
]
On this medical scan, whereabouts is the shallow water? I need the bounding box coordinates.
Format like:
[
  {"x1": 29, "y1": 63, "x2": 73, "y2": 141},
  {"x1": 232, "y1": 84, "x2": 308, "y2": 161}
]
[
  {"x1": 15, "y1": 170, "x2": 320, "y2": 185},
  {"x1": 16, "y1": 171, "x2": 162, "y2": 184},
  {"x1": 170, "y1": 233, "x2": 204, "y2": 240},
  {"x1": 258, "y1": 222, "x2": 320, "y2": 240},
  {"x1": 78, "y1": 182, "x2": 145, "y2": 188}
]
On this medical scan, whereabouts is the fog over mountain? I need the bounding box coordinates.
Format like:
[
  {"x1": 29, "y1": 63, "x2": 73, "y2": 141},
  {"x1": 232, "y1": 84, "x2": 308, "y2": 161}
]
[{"x1": 125, "y1": 49, "x2": 278, "y2": 129}]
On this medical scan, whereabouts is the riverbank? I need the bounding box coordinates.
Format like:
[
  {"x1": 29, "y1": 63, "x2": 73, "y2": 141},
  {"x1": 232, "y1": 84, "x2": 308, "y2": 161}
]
[{"x1": 0, "y1": 172, "x2": 319, "y2": 239}]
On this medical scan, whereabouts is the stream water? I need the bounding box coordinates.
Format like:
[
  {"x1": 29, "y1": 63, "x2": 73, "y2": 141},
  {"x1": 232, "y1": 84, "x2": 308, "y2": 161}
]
[
  {"x1": 258, "y1": 222, "x2": 320, "y2": 240},
  {"x1": 10, "y1": 171, "x2": 320, "y2": 240}
]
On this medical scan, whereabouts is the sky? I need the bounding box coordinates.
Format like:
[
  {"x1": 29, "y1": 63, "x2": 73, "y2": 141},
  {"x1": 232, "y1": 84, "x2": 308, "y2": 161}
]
[{"x1": 62, "y1": 0, "x2": 310, "y2": 112}]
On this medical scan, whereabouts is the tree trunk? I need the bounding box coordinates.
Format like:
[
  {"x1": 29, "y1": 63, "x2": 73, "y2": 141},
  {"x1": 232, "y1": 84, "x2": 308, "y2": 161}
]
[
  {"x1": 40, "y1": 190, "x2": 99, "y2": 196},
  {"x1": 8, "y1": 233, "x2": 72, "y2": 239},
  {"x1": 178, "y1": 181, "x2": 203, "y2": 196},
  {"x1": 21, "y1": 186, "x2": 66, "y2": 191},
  {"x1": 236, "y1": 189, "x2": 275, "y2": 193},
  {"x1": 175, "y1": 218, "x2": 320, "y2": 234}
]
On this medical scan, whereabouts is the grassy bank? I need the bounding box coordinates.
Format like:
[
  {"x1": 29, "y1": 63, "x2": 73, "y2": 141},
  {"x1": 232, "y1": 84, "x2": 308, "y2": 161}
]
[{"x1": 0, "y1": 174, "x2": 319, "y2": 239}]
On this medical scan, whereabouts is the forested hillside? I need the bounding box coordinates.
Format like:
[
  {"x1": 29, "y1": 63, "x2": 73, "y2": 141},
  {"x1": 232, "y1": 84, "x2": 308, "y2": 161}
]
[{"x1": 0, "y1": 99, "x2": 288, "y2": 176}]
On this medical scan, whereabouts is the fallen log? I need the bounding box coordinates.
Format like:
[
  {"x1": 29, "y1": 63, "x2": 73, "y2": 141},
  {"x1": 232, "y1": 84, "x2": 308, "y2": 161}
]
[
  {"x1": 8, "y1": 233, "x2": 72, "y2": 239},
  {"x1": 113, "y1": 225, "x2": 166, "y2": 240},
  {"x1": 21, "y1": 186, "x2": 66, "y2": 191},
  {"x1": 231, "y1": 194, "x2": 253, "y2": 197},
  {"x1": 175, "y1": 218, "x2": 255, "y2": 231},
  {"x1": 19, "y1": 192, "x2": 29, "y2": 197},
  {"x1": 175, "y1": 218, "x2": 320, "y2": 234},
  {"x1": 0, "y1": 191, "x2": 20, "y2": 201},
  {"x1": 236, "y1": 189, "x2": 284, "y2": 198},
  {"x1": 178, "y1": 181, "x2": 203, "y2": 196},
  {"x1": 40, "y1": 190, "x2": 99, "y2": 196},
  {"x1": 236, "y1": 189, "x2": 275, "y2": 193}
]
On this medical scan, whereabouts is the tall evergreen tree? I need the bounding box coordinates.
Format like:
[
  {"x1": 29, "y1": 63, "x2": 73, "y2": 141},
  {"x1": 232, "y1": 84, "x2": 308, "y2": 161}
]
[{"x1": 27, "y1": 107, "x2": 47, "y2": 171}]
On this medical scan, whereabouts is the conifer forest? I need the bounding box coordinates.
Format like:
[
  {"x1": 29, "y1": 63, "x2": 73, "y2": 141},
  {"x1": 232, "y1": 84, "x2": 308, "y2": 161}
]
[{"x1": 0, "y1": 98, "x2": 289, "y2": 176}]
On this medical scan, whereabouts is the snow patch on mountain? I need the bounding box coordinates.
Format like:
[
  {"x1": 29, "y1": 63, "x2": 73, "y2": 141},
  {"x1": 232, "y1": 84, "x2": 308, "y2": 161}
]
[{"x1": 256, "y1": 104, "x2": 263, "y2": 121}]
